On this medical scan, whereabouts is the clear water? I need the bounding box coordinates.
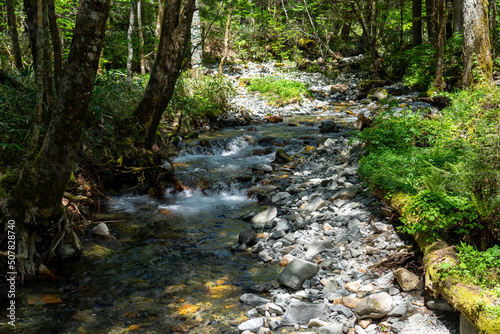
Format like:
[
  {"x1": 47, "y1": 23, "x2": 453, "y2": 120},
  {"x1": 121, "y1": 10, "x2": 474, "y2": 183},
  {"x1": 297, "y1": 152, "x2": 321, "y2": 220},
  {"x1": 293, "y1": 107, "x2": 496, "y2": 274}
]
[{"x1": 1, "y1": 109, "x2": 356, "y2": 334}]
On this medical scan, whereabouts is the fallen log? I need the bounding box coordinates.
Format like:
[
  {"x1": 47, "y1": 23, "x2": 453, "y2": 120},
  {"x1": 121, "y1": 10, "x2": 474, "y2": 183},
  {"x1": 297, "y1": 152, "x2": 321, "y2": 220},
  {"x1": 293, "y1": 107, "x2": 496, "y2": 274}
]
[{"x1": 378, "y1": 191, "x2": 500, "y2": 334}]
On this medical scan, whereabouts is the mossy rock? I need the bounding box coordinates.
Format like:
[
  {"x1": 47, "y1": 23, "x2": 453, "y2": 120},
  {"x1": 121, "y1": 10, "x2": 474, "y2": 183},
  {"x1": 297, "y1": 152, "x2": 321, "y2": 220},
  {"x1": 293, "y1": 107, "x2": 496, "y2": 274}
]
[
  {"x1": 185, "y1": 131, "x2": 199, "y2": 139},
  {"x1": 367, "y1": 88, "x2": 388, "y2": 101},
  {"x1": 299, "y1": 38, "x2": 317, "y2": 49}
]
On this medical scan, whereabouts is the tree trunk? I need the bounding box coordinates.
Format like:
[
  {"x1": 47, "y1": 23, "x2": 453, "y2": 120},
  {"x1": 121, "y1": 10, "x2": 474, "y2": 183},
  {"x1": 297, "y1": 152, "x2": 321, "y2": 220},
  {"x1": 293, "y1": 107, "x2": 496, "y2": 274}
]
[
  {"x1": 155, "y1": 0, "x2": 165, "y2": 58},
  {"x1": 6, "y1": 0, "x2": 111, "y2": 279},
  {"x1": 23, "y1": 0, "x2": 39, "y2": 66},
  {"x1": 412, "y1": 0, "x2": 422, "y2": 45},
  {"x1": 133, "y1": 0, "x2": 196, "y2": 147},
  {"x1": 489, "y1": 0, "x2": 496, "y2": 55},
  {"x1": 462, "y1": 0, "x2": 492, "y2": 87},
  {"x1": 46, "y1": 0, "x2": 62, "y2": 88},
  {"x1": 433, "y1": 0, "x2": 446, "y2": 91},
  {"x1": 453, "y1": 0, "x2": 463, "y2": 33},
  {"x1": 218, "y1": 10, "x2": 232, "y2": 74},
  {"x1": 32, "y1": 0, "x2": 44, "y2": 151},
  {"x1": 6, "y1": 0, "x2": 23, "y2": 70},
  {"x1": 191, "y1": 0, "x2": 203, "y2": 68},
  {"x1": 127, "y1": 0, "x2": 136, "y2": 80},
  {"x1": 427, "y1": 0, "x2": 437, "y2": 44},
  {"x1": 137, "y1": 0, "x2": 146, "y2": 75}
]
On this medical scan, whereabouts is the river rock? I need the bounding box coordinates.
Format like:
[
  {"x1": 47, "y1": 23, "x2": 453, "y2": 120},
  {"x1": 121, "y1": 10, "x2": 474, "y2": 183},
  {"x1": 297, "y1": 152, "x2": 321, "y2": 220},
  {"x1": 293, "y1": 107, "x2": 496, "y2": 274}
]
[
  {"x1": 251, "y1": 207, "x2": 278, "y2": 227},
  {"x1": 393, "y1": 268, "x2": 420, "y2": 292},
  {"x1": 238, "y1": 317, "x2": 266, "y2": 332},
  {"x1": 304, "y1": 239, "x2": 330, "y2": 260},
  {"x1": 331, "y1": 185, "x2": 359, "y2": 201},
  {"x1": 278, "y1": 258, "x2": 319, "y2": 290},
  {"x1": 239, "y1": 293, "x2": 271, "y2": 306},
  {"x1": 239, "y1": 226, "x2": 257, "y2": 245},
  {"x1": 329, "y1": 83, "x2": 349, "y2": 94},
  {"x1": 319, "y1": 120, "x2": 338, "y2": 133},
  {"x1": 275, "y1": 148, "x2": 293, "y2": 163},
  {"x1": 354, "y1": 292, "x2": 393, "y2": 319},
  {"x1": 252, "y1": 164, "x2": 273, "y2": 173},
  {"x1": 281, "y1": 301, "x2": 329, "y2": 325},
  {"x1": 304, "y1": 194, "x2": 325, "y2": 212},
  {"x1": 92, "y1": 223, "x2": 111, "y2": 238},
  {"x1": 367, "y1": 87, "x2": 388, "y2": 101},
  {"x1": 319, "y1": 324, "x2": 344, "y2": 334}
]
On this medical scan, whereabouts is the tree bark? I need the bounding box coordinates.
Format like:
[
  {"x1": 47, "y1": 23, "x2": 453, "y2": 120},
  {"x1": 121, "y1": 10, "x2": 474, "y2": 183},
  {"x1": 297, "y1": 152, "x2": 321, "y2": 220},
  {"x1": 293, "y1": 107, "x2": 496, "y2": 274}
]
[
  {"x1": 155, "y1": 0, "x2": 165, "y2": 58},
  {"x1": 427, "y1": 0, "x2": 437, "y2": 44},
  {"x1": 218, "y1": 10, "x2": 232, "y2": 74},
  {"x1": 489, "y1": 0, "x2": 496, "y2": 55},
  {"x1": 452, "y1": 0, "x2": 463, "y2": 33},
  {"x1": 7, "y1": 0, "x2": 111, "y2": 278},
  {"x1": 137, "y1": 0, "x2": 146, "y2": 75},
  {"x1": 46, "y1": 0, "x2": 62, "y2": 88},
  {"x1": 6, "y1": 0, "x2": 23, "y2": 70},
  {"x1": 127, "y1": 0, "x2": 136, "y2": 80},
  {"x1": 133, "y1": 0, "x2": 196, "y2": 147},
  {"x1": 191, "y1": 0, "x2": 203, "y2": 68},
  {"x1": 412, "y1": 0, "x2": 422, "y2": 45},
  {"x1": 462, "y1": 0, "x2": 492, "y2": 87},
  {"x1": 433, "y1": 0, "x2": 446, "y2": 91}
]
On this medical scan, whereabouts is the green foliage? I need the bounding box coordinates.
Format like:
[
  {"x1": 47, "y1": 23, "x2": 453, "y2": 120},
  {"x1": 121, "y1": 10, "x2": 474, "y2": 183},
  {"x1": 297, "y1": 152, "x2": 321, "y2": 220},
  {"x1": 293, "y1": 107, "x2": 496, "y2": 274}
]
[
  {"x1": 167, "y1": 68, "x2": 235, "y2": 128},
  {"x1": 83, "y1": 70, "x2": 146, "y2": 160},
  {"x1": 246, "y1": 76, "x2": 311, "y2": 106},
  {"x1": 0, "y1": 71, "x2": 36, "y2": 166},
  {"x1": 440, "y1": 243, "x2": 500, "y2": 290},
  {"x1": 358, "y1": 85, "x2": 500, "y2": 248},
  {"x1": 400, "y1": 190, "x2": 479, "y2": 239}
]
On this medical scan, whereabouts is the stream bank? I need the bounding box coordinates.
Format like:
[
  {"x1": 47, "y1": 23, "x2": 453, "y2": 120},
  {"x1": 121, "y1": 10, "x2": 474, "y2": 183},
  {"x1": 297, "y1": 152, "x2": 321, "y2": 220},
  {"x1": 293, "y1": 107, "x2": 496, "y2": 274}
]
[{"x1": 0, "y1": 61, "x2": 462, "y2": 334}]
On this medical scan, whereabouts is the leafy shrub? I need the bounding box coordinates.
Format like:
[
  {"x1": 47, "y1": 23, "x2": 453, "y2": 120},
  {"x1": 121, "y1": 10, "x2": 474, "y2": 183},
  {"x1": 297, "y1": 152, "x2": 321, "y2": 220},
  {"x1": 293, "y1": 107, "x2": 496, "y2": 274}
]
[
  {"x1": 0, "y1": 71, "x2": 36, "y2": 167},
  {"x1": 247, "y1": 76, "x2": 311, "y2": 106},
  {"x1": 400, "y1": 190, "x2": 479, "y2": 240},
  {"x1": 440, "y1": 243, "x2": 500, "y2": 291},
  {"x1": 167, "y1": 68, "x2": 235, "y2": 128}
]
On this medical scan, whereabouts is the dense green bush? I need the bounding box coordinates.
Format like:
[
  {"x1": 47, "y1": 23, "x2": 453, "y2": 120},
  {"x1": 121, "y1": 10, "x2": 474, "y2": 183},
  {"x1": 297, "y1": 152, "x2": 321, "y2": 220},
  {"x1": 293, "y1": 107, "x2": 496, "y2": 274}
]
[
  {"x1": 247, "y1": 75, "x2": 312, "y2": 106},
  {"x1": 166, "y1": 68, "x2": 235, "y2": 129},
  {"x1": 358, "y1": 86, "x2": 500, "y2": 249}
]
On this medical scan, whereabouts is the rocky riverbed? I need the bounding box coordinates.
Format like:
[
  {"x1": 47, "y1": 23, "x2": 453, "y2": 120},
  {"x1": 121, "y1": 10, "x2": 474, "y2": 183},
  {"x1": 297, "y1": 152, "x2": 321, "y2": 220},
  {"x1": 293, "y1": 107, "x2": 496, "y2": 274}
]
[{"x1": 216, "y1": 61, "x2": 461, "y2": 334}]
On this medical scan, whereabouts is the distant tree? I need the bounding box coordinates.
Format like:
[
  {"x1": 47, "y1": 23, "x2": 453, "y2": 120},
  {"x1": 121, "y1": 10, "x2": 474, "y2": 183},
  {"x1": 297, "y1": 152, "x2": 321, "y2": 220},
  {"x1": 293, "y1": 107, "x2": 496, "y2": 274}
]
[
  {"x1": 433, "y1": 0, "x2": 446, "y2": 91},
  {"x1": 6, "y1": 0, "x2": 23, "y2": 70},
  {"x1": 462, "y1": 0, "x2": 492, "y2": 87},
  {"x1": 412, "y1": 0, "x2": 422, "y2": 46}
]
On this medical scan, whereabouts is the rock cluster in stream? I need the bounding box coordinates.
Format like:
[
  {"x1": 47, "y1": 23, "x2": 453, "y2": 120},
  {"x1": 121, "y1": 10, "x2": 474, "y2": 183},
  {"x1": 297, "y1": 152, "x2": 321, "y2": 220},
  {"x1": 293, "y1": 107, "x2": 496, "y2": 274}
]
[{"x1": 231, "y1": 134, "x2": 459, "y2": 334}]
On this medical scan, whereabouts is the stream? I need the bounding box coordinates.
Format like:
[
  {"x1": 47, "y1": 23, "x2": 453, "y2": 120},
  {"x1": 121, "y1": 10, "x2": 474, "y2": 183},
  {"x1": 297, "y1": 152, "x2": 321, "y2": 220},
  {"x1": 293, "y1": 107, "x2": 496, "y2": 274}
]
[{"x1": 1, "y1": 62, "x2": 460, "y2": 334}]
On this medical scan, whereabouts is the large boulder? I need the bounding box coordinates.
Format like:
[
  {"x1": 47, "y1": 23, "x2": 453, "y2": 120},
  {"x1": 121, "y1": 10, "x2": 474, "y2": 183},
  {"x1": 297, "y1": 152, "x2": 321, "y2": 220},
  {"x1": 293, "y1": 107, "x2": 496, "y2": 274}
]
[
  {"x1": 278, "y1": 258, "x2": 319, "y2": 290},
  {"x1": 251, "y1": 207, "x2": 277, "y2": 227},
  {"x1": 354, "y1": 292, "x2": 393, "y2": 319},
  {"x1": 281, "y1": 301, "x2": 329, "y2": 325},
  {"x1": 393, "y1": 268, "x2": 420, "y2": 292}
]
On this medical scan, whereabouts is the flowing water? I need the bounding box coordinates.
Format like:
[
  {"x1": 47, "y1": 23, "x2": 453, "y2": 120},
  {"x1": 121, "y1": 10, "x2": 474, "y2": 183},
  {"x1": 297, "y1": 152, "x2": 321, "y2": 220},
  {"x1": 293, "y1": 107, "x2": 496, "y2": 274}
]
[{"x1": 2, "y1": 108, "x2": 360, "y2": 334}]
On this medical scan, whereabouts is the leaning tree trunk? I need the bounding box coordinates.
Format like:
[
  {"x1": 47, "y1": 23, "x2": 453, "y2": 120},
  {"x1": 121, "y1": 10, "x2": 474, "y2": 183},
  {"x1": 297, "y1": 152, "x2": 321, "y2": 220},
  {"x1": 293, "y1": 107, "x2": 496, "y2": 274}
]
[
  {"x1": 5, "y1": 0, "x2": 111, "y2": 279},
  {"x1": 462, "y1": 0, "x2": 492, "y2": 87},
  {"x1": 46, "y1": 0, "x2": 62, "y2": 88},
  {"x1": 6, "y1": 0, "x2": 23, "y2": 70},
  {"x1": 133, "y1": 0, "x2": 196, "y2": 147}
]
